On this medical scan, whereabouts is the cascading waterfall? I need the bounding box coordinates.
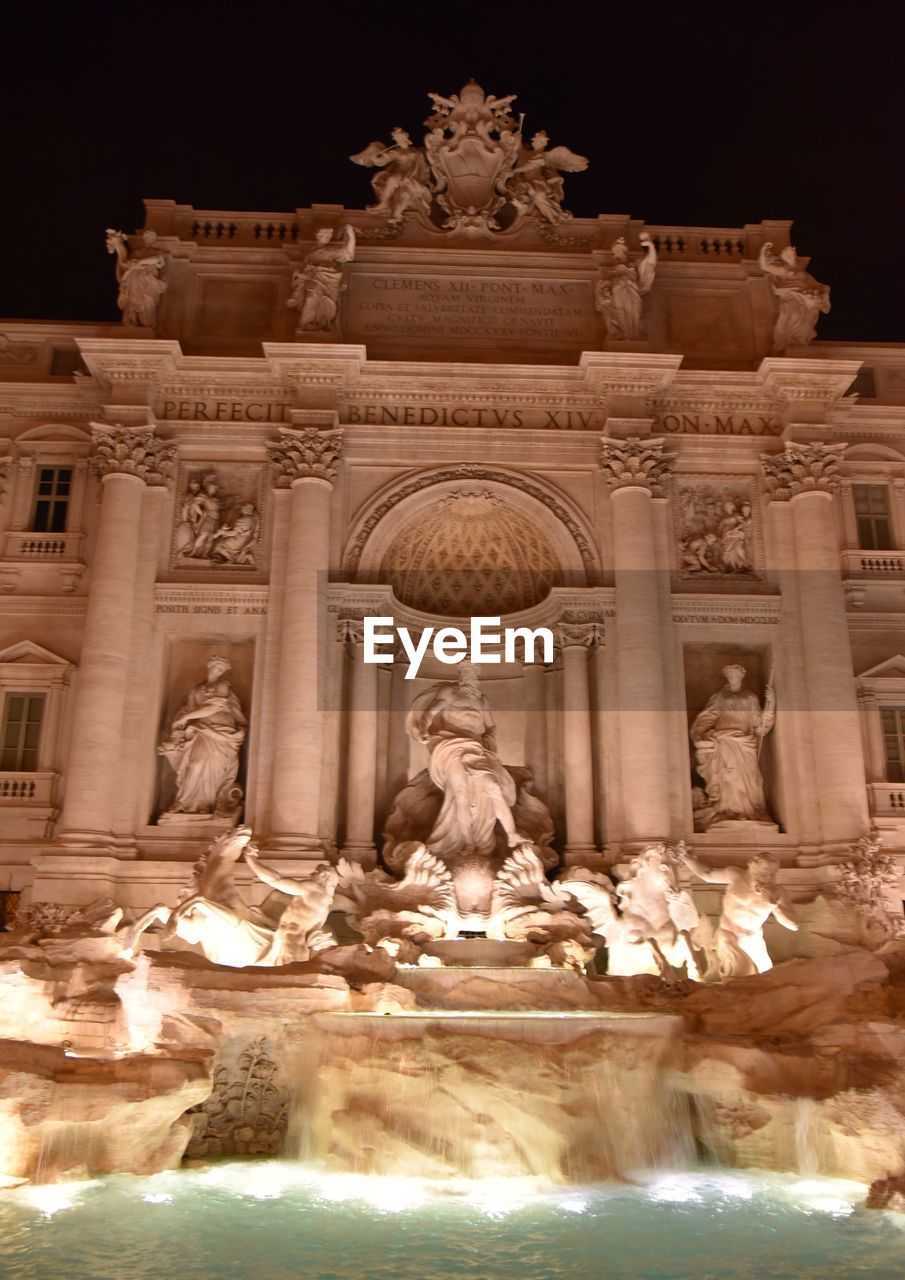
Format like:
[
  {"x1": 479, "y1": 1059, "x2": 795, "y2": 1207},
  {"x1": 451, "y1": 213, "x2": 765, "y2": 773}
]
[{"x1": 281, "y1": 965, "x2": 695, "y2": 1184}]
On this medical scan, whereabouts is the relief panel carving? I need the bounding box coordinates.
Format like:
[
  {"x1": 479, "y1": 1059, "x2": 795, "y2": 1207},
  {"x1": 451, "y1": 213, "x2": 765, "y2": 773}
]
[
  {"x1": 185, "y1": 1036, "x2": 289, "y2": 1157},
  {"x1": 171, "y1": 462, "x2": 265, "y2": 574},
  {"x1": 675, "y1": 480, "x2": 760, "y2": 579}
]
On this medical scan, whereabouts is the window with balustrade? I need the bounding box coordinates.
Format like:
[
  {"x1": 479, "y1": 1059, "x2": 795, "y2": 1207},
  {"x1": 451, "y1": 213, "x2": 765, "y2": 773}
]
[
  {"x1": 0, "y1": 693, "x2": 45, "y2": 772},
  {"x1": 31, "y1": 466, "x2": 72, "y2": 534},
  {"x1": 853, "y1": 484, "x2": 893, "y2": 551}
]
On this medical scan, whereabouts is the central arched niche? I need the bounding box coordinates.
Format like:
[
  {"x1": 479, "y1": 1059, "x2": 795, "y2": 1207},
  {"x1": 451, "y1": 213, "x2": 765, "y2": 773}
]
[
  {"x1": 347, "y1": 470, "x2": 597, "y2": 617},
  {"x1": 379, "y1": 488, "x2": 560, "y2": 615}
]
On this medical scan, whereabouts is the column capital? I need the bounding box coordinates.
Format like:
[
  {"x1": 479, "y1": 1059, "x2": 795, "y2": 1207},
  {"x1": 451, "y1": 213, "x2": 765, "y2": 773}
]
[
  {"x1": 599, "y1": 435, "x2": 673, "y2": 496},
  {"x1": 557, "y1": 621, "x2": 604, "y2": 649},
  {"x1": 89, "y1": 422, "x2": 175, "y2": 486},
  {"x1": 338, "y1": 616, "x2": 367, "y2": 646},
  {"x1": 760, "y1": 440, "x2": 847, "y2": 502},
  {"x1": 268, "y1": 425, "x2": 344, "y2": 487}
]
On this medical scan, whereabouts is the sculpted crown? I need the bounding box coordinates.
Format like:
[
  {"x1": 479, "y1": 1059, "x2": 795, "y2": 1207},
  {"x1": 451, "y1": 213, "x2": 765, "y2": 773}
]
[
  {"x1": 760, "y1": 441, "x2": 847, "y2": 500},
  {"x1": 267, "y1": 426, "x2": 344, "y2": 486},
  {"x1": 599, "y1": 436, "x2": 674, "y2": 497},
  {"x1": 89, "y1": 423, "x2": 175, "y2": 485}
]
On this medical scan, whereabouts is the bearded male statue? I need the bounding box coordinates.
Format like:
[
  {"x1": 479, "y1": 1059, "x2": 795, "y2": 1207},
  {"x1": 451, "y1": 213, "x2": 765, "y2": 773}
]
[{"x1": 383, "y1": 662, "x2": 555, "y2": 922}]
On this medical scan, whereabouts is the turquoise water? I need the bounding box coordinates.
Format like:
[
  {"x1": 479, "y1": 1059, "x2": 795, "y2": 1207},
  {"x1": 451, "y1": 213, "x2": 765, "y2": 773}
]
[{"x1": 1, "y1": 1164, "x2": 903, "y2": 1280}]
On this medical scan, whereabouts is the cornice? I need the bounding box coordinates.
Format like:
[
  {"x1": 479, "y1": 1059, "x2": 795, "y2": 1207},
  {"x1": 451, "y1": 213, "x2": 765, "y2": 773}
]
[
  {"x1": 847, "y1": 612, "x2": 905, "y2": 631},
  {"x1": 757, "y1": 356, "x2": 861, "y2": 409},
  {"x1": 0, "y1": 595, "x2": 88, "y2": 616}
]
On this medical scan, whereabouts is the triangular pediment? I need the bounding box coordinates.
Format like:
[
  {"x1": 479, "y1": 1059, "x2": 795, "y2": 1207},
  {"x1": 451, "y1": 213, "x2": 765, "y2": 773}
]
[
  {"x1": 0, "y1": 640, "x2": 71, "y2": 667},
  {"x1": 859, "y1": 655, "x2": 905, "y2": 681}
]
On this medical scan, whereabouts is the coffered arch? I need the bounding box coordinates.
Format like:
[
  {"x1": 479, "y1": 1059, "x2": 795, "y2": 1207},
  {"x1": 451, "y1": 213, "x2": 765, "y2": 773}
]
[{"x1": 342, "y1": 466, "x2": 600, "y2": 599}]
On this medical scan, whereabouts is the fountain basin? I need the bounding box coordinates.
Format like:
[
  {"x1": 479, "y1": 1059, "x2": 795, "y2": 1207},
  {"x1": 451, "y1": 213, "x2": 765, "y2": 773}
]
[{"x1": 1, "y1": 1166, "x2": 897, "y2": 1280}]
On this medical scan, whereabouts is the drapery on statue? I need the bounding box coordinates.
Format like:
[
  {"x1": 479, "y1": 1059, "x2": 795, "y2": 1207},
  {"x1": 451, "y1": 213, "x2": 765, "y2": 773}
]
[
  {"x1": 349, "y1": 129, "x2": 432, "y2": 224},
  {"x1": 158, "y1": 655, "x2": 247, "y2": 823},
  {"x1": 504, "y1": 130, "x2": 589, "y2": 225},
  {"x1": 691, "y1": 664, "x2": 776, "y2": 832},
  {"x1": 175, "y1": 473, "x2": 221, "y2": 559},
  {"x1": 406, "y1": 661, "x2": 529, "y2": 860},
  {"x1": 211, "y1": 503, "x2": 259, "y2": 565},
  {"x1": 595, "y1": 234, "x2": 657, "y2": 341},
  {"x1": 288, "y1": 225, "x2": 356, "y2": 331},
  {"x1": 105, "y1": 228, "x2": 167, "y2": 327},
  {"x1": 680, "y1": 849, "x2": 798, "y2": 977},
  {"x1": 758, "y1": 241, "x2": 831, "y2": 352}
]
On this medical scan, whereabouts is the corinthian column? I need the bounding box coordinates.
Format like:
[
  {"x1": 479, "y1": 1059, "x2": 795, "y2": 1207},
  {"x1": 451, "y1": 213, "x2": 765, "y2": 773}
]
[
  {"x1": 558, "y1": 623, "x2": 602, "y2": 866},
  {"x1": 600, "y1": 436, "x2": 672, "y2": 842},
  {"x1": 266, "y1": 426, "x2": 343, "y2": 851},
  {"x1": 340, "y1": 618, "x2": 378, "y2": 868},
  {"x1": 58, "y1": 424, "x2": 175, "y2": 847},
  {"x1": 761, "y1": 442, "x2": 869, "y2": 843}
]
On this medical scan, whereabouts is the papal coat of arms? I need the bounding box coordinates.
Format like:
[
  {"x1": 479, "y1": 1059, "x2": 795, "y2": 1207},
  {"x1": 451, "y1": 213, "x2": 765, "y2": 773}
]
[{"x1": 350, "y1": 80, "x2": 588, "y2": 234}]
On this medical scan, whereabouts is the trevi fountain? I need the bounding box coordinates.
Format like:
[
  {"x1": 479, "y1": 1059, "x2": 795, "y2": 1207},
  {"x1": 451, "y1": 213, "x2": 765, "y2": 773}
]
[{"x1": 1, "y1": 80, "x2": 904, "y2": 1280}]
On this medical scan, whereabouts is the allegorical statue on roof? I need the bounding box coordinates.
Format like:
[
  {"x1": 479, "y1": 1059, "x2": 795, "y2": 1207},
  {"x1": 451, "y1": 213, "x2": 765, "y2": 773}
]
[
  {"x1": 105, "y1": 228, "x2": 167, "y2": 327},
  {"x1": 758, "y1": 241, "x2": 831, "y2": 352},
  {"x1": 349, "y1": 128, "x2": 432, "y2": 225},
  {"x1": 505, "y1": 129, "x2": 589, "y2": 225},
  {"x1": 288, "y1": 224, "x2": 356, "y2": 331},
  {"x1": 351, "y1": 81, "x2": 588, "y2": 234},
  {"x1": 595, "y1": 233, "x2": 658, "y2": 341}
]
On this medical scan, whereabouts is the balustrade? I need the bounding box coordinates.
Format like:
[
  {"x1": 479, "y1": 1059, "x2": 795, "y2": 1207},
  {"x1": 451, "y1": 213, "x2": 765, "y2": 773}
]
[
  {"x1": 0, "y1": 772, "x2": 55, "y2": 803},
  {"x1": 4, "y1": 531, "x2": 82, "y2": 560},
  {"x1": 842, "y1": 549, "x2": 905, "y2": 577},
  {"x1": 647, "y1": 227, "x2": 749, "y2": 259},
  {"x1": 190, "y1": 216, "x2": 300, "y2": 245},
  {"x1": 869, "y1": 783, "x2": 905, "y2": 814}
]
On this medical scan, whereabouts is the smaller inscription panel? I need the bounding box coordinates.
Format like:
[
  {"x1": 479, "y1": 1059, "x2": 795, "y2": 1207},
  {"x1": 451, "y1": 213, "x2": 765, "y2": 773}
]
[{"x1": 345, "y1": 272, "x2": 598, "y2": 347}]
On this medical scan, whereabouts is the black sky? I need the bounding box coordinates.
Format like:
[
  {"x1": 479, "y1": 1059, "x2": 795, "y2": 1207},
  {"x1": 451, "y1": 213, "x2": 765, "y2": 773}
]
[{"x1": 5, "y1": 0, "x2": 905, "y2": 342}]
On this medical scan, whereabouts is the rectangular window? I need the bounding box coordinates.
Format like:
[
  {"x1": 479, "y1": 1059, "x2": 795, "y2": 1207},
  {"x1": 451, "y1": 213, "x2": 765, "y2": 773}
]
[
  {"x1": 853, "y1": 484, "x2": 893, "y2": 551},
  {"x1": 0, "y1": 693, "x2": 45, "y2": 772},
  {"x1": 881, "y1": 706, "x2": 905, "y2": 783},
  {"x1": 32, "y1": 466, "x2": 72, "y2": 534}
]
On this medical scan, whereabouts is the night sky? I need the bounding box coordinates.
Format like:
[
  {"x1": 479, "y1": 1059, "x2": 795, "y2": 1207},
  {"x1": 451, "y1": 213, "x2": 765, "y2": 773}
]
[{"x1": 5, "y1": 0, "x2": 904, "y2": 342}]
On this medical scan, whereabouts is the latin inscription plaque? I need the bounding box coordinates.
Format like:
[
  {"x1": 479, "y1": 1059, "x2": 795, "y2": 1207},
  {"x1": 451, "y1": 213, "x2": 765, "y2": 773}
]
[{"x1": 346, "y1": 272, "x2": 598, "y2": 346}]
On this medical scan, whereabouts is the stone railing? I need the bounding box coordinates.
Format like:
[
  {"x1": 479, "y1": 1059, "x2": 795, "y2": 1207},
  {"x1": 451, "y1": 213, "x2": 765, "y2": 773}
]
[
  {"x1": 0, "y1": 772, "x2": 56, "y2": 804},
  {"x1": 4, "y1": 531, "x2": 83, "y2": 561},
  {"x1": 189, "y1": 214, "x2": 301, "y2": 245},
  {"x1": 843, "y1": 549, "x2": 905, "y2": 577},
  {"x1": 142, "y1": 200, "x2": 792, "y2": 259},
  {"x1": 647, "y1": 227, "x2": 749, "y2": 260}
]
